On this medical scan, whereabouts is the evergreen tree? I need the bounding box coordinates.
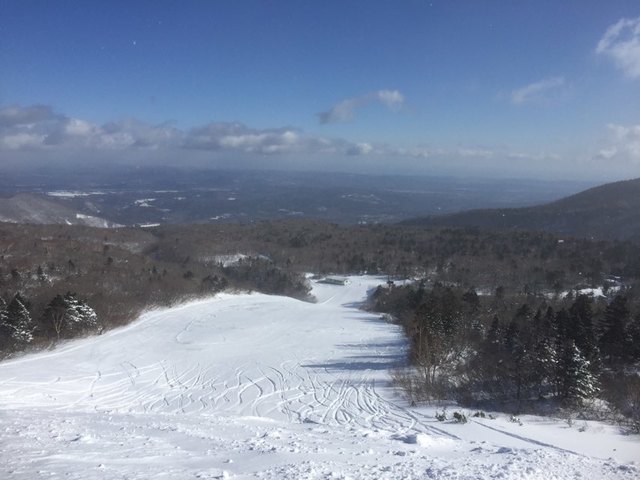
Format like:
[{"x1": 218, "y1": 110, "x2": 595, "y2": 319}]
[
  {"x1": 486, "y1": 316, "x2": 502, "y2": 346},
  {"x1": 554, "y1": 308, "x2": 570, "y2": 343},
  {"x1": 0, "y1": 297, "x2": 10, "y2": 351},
  {"x1": 532, "y1": 335, "x2": 558, "y2": 397},
  {"x1": 558, "y1": 340, "x2": 598, "y2": 404},
  {"x1": 503, "y1": 319, "x2": 527, "y2": 400},
  {"x1": 63, "y1": 293, "x2": 98, "y2": 334},
  {"x1": 568, "y1": 294, "x2": 596, "y2": 359},
  {"x1": 471, "y1": 316, "x2": 505, "y2": 398},
  {"x1": 0, "y1": 293, "x2": 34, "y2": 350},
  {"x1": 43, "y1": 293, "x2": 99, "y2": 340},
  {"x1": 461, "y1": 289, "x2": 480, "y2": 314},
  {"x1": 503, "y1": 319, "x2": 520, "y2": 355},
  {"x1": 626, "y1": 314, "x2": 640, "y2": 361},
  {"x1": 599, "y1": 295, "x2": 630, "y2": 364}
]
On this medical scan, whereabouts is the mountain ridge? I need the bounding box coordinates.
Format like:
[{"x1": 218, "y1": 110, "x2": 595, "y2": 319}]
[{"x1": 401, "y1": 177, "x2": 640, "y2": 241}]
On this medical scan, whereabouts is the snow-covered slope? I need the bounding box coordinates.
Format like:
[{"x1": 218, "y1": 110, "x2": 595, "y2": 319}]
[
  {"x1": 0, "y1": 277, "x2": 637, "y2": 479},
  {"x1": 0, "y1": 193, "x2": 117, "y2": 227}
]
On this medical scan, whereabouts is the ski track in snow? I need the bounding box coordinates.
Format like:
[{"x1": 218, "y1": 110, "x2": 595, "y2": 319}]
[{"x1": 0, "y1": 276, "x2": 638, "y2": 479}]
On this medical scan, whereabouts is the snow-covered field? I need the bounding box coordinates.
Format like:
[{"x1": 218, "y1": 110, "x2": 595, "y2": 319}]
[{"x1": 0, "y1": 277, "x2": 637, "y2": 479}]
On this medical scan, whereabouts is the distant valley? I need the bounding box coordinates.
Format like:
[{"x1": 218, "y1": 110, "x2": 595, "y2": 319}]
[{"x1": 0, "y1": 167, "x2": 593, "y2": 226}]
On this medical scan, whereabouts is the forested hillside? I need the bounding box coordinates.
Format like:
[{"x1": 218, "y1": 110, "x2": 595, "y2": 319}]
[
  {"x1": 403, "y1": 178, "x2": 640, "y2": 241},
  {"x1": 2, "y1": 220, "x2": 639, "y2": 359},
  {"x1": 371, "y1": 281, "x2": 640, "y2": 430}
]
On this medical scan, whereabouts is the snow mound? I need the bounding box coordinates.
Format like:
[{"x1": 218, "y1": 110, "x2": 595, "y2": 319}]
[{"x1": 395, "y1": 432, "x2": 455, "y2": 448}]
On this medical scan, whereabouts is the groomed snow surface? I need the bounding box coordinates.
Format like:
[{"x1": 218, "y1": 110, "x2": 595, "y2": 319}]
[{"x1": 0, "y1": 277, "x2": 637, "y2": 479}]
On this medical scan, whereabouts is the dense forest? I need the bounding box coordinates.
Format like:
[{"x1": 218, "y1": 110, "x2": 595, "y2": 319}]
[
  {"x1": 371, "y1": 281, "x2": 640, "y2": 430},
  {"x1": 1, "y1": 219, "x2": 639, "y2": 428}
]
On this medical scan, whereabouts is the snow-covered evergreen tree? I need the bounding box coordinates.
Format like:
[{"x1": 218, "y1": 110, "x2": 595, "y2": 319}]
[
  {"x1": 598, "y1": 295, "x2": 629, "y2": 363},
  {"x1": 44, "y1": 293, "x2": 99, "y2": 340},
  {"x1": 626, "y1": 314, "x2": 640, "y2": 361},
  {"x1": 0, "y1": 297, "x2": 10, "y2": 351},
  {"x1": 62, "y1": 293, "x2": 98, "y2": 334},
  {"x1": 533, "y1": 336, "x2": 558, "y2": 397},
  {"x1": 568, "y1": 295, "x2": 596, "y2": 359},
  {"x1": 0, "y1": 294, "x2": 34, "y2": 350},
  {"x1": 558, "y1": 340, "x2": 598, "y2": 404}
]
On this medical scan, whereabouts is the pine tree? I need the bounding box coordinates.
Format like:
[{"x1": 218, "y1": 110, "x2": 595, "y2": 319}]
[
  {"x1": 558, "y1": 340, "x2": 598, "y2": 404},
  {"x1": 626, "y1": 314, "x2": 640, "y2": 361},
  {"x1": 63, "y1": 293, "x2": 98, "y2": 334},
  {"x1": 533, "y1": 335, "x2": 558, "y2": 397},
  {"x1": 0, "y1": 297, "x2": 10, "y2": 351},
  {"x1": 503, "y1": 317, "x2": 535, "y2": 402},
  {"x1": 43, "y1": 293, "x2": 99, "y2": 340},
  {"x1": 554, "y1": 308, "x2": 570, "y2": 344},
  {"x1": 568, "y1": 294, "x2": 596, "y2": 359},
  {"x1": 486, "y1": 316, "x2": 502, "y2": 346},
  {"x1": 1, "y1": 294, "x2": 34, "y2": 350},
  {"x1": 599, "y1": 295, "x2": 630, "y2": 364},
  {"x1": 478, "y1": 316, "x2": 503, "y2": 389}
]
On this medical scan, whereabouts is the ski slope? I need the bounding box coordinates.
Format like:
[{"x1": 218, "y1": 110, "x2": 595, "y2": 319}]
[{"x1": 0, "y1": 276, "x2": 637, "y2": 479}]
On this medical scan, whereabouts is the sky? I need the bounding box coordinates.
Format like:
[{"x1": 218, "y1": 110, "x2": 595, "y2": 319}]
[{"x1": 1, "y1": 0, "x2": 640, "y2": 181}]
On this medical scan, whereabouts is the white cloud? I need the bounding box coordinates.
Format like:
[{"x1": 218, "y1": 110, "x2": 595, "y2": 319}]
[
  {"x1": 596, "y1": 123, "x2": 640, "y2": 163},
  {"x1": 184, "y1": 122, "x2": 380, "y2": 157},
  {"x1": 0, "y1": 105, "x2": 383, "y2": 158},
  {"x1": 375, "y1": 90, "x2": 404, "y2": 110},
  {"x1": 317, "y1": 89, "x2": 405, "y2": 124},
  {"x1": 457, "y1": 148, "x2": 494, "y2": 159},
  {"x1": 0, "y1": 131, "x2": 46, "y2": 150},
  {"x1": 2, "y1": 104, "x2": 586, "y2": 179},
  {"x1": 0, "y1": 104, "x2": 58, "y2": 127},
  {"x1": 0, "y1": 105, "x2": 184, "y2": 151},
  {"x1": 346, "y1": 142, "x2": 374, "y2": 156},
  {"x1": 596, "y1": 16, "x2": 640, "y2": 79},
  {"x1": 510, "y1": 77, "x2": 565, "y2": 105},
  {"x1": 184, "y1": 123, "x2": 310, "y2": 154}
]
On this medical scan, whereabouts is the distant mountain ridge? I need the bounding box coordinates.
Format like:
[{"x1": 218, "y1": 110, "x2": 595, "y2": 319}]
[
  {"x1": 0, "y1": 193, "x2": 117, "y2": 228},
  {"x1": 402, "y1": 178, "x2": 640, "y2": 241}
]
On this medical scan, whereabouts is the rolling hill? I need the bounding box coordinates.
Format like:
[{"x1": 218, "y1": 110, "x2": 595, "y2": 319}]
[{"x1": 402, "y1": 177, "x2": 640, "y2": 241}]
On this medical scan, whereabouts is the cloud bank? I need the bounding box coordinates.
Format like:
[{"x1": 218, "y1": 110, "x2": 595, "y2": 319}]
[
  {"x1": 596, "y1": 16, "x2": 640, "y2": 79},
  {"x1": 1, "y1": 104, "x2": 637, "y2": 181},
  {"x1": 0, "y1": 104, "x2": 375, "y2": 158},
  {"x1": 317, "y1": 90, "x2": 404, "y2": 124}
]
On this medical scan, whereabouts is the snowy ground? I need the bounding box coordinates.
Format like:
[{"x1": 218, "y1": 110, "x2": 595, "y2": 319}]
[{"x1": 0, "y1": 277, "x2": 638, "y2": 479}]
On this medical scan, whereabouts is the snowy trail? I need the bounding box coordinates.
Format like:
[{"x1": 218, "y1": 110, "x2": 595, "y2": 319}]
[
  {"x1": 0, "y1": 279, "x2": 419, "y2": 431},
  {"x1": 0, "y1": 276, "x2": 638, "y2": 479}
]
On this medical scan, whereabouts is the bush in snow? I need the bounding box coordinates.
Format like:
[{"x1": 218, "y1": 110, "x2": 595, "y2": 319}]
[{"x1": 452, "y1": 411, "x2": 468, "y2": 423}]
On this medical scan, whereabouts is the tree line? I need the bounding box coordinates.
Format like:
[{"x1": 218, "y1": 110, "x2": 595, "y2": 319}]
[
  {"x1": 0, "y1": 292, "x2": 99, "y2": 354},
  {"x1": 2, "y1": 219, "x2": 640, "y2": 375},
  {"x1": 371, "y1": 282, "x2": 640, "y2": 430}
]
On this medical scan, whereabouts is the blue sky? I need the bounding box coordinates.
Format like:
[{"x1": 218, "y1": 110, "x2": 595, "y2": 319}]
[{"x1": 1, "y1": 1, "x2": 640, "y2": 180}]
